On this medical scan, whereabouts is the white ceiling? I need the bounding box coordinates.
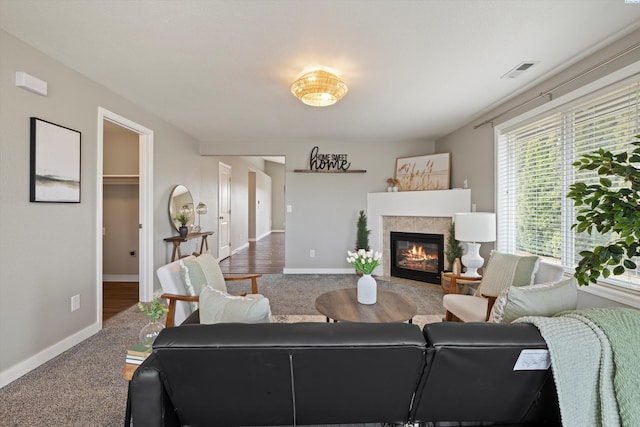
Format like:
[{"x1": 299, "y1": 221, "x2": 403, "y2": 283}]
[{"x1": 2, "y1": 1, "x2": 640, "y2": 144}]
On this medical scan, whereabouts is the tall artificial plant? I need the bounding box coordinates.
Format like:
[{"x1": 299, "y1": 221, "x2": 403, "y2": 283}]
[
  {"x1": 355, "y1": 210, "x2": 371, "y2": 251},
  {"x1": 445, "y1": 222, "x2": 463, "y2": 271},
  {"x1": 566, "y1": 135, "x2": 640, "y2": 286}
]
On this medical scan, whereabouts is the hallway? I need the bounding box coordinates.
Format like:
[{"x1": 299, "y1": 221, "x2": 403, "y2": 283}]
[{"x1": 218, "y1": 232, "x2": 284, "y2": 274}]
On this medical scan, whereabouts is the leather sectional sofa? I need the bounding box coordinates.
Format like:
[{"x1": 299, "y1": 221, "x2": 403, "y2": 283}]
[{"x1": 127, "y1": 321, "x2": 560, "y2": 426}]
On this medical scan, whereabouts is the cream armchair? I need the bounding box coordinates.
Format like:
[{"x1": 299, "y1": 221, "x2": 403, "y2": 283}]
[
  {"x1": 443, "y1": 254, "x2": 564, "y2": 322},
  {"x1": 157, "y1": 254, "x2": 262, "y2": 327}
]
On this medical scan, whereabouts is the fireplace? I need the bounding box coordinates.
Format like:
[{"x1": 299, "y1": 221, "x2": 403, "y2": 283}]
[{"x1": 390, "y1": 232, "x2": 444, "y2": 284}]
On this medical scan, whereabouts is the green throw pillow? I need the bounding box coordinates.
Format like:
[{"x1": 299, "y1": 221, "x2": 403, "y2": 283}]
[
  {"x1": 512, "y1": 255, "x2": 540, "y2": 286},
  {"x1": 500, "y1": 278, "x2": 578, "y2": 323}
]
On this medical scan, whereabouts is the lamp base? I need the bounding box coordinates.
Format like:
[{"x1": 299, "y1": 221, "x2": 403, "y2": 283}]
[{"x1": 461, "y1": 242, "x2": 484, "y2": 278}]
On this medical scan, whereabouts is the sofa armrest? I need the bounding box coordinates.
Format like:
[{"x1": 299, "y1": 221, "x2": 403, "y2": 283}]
[{"x1": 129, "y1": 353, "x2": 180, "y2": 427}]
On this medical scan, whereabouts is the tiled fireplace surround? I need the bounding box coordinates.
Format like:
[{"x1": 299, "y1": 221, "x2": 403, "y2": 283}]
[{"x1": 367, "y1": 189, "x2": 471, "y2": 278}]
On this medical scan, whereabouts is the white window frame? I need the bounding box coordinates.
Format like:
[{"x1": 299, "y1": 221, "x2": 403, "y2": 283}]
[{"x1": 494, "y1": 61, "x2": 640, "y2": 309}]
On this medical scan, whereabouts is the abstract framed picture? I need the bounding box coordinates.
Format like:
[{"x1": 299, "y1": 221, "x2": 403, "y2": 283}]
[
  {"x1": 394, "y1": 152, "x2": 450, "y2": 191},
  {"x1": 30, "y1": 117, "x2": 81, "y2": 203}
]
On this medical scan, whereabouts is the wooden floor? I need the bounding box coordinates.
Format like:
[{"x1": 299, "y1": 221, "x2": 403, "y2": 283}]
[
  {"x1": 218, "y1": 232, "x2": 285, "y2": 274},
  {"x1": 103, "y1": 281, "x2": 139, "y2": 321}
]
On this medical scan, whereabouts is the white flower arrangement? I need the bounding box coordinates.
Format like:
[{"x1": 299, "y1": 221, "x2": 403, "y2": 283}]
[{"x1": 347, "y1": 249, "x2": 382, "y2": 275}]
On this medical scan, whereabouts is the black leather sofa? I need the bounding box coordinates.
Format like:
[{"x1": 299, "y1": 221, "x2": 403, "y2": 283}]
[{"x1": 127, "y1": 321, "x2": 560, "y2": 426}]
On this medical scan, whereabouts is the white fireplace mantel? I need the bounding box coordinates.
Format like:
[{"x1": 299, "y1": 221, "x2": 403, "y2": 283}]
[{"x1": 367, "y1": 189, "x2": 471, "y2": 275}]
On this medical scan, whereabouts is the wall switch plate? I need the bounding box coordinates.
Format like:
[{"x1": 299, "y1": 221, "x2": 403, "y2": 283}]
[
  {"x1": 309, "y1": 249, "x2": 315, "y2": 258},
  {"x1": 287, "y1": 205, "x2": 293, "y2": 213},
  {"x1": 71, "y1": 294, "x2": 80, "y2": 312}
]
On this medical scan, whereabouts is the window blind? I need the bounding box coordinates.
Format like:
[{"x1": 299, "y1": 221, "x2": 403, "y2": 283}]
[{"x1": 497, "y1": 79, "x2": 640, "y2": 291}]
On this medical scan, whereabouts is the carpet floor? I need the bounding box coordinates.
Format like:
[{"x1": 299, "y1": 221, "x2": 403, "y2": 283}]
[{"x1": 0, "y1": 274, "x2": 445, "y2": 426}]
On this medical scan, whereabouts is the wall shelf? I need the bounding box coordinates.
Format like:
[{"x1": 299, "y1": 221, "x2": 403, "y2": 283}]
[
  {"x1": 103, "y1": 174, "x2": 139, "y2": 185},
  {"x1": 293, "y1": 169, "x2": 366, "y2": 173}
]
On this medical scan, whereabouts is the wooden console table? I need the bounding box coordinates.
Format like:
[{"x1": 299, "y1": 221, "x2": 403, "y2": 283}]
[{"x1": 164, "y1": 231, "x2": 214, "y2": 262}]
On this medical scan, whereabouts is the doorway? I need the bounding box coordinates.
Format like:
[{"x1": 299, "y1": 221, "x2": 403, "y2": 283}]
[
  {"x1": 96, "y1": 108, "x2": 154, "y2": 326},
  {"x1": 218, "y1": 162, "x2": 232, "y2": 260}
]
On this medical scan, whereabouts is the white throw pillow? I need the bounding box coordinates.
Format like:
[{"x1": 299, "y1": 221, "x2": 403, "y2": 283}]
[
  {"x1": 199, "y1": 286, "x2": 272, "y2": 324},
  {"x1": 490, "y1": 278, "x2": 578, "y2": 323}
]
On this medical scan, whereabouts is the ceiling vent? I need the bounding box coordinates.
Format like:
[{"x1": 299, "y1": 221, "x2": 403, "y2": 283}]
[{"x1": 501, "y1": 61, "x2": 539, "y2": 79}]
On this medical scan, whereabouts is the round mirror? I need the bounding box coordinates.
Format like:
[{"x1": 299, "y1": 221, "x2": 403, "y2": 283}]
[{"x1": 168, "y1": 185, "x2": 194, "y2": 232}]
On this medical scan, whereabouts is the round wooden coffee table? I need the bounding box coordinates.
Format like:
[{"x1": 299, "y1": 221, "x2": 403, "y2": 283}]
[{"x1": 315, "y1": 288, "x2": 417, "y2": 323}]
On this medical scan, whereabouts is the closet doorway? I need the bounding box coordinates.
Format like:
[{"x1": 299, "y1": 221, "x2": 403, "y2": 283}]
[{"x1": 97, "y1": 108, "x2": 154, "y2": 325}]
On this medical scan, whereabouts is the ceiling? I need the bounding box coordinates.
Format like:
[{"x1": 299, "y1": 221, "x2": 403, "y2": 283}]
[{"x1": 2, "y1": 1, "x2": 640, "y2": 145}]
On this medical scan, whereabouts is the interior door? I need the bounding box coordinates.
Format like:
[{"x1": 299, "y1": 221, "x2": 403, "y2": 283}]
[{"x1": 218, "y1": 162, "x2": 232, "y2": 260}]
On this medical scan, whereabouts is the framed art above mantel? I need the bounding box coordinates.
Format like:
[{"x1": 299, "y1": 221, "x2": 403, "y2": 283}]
[{"x1": 394, "y1": 153, "x2": 450, "y2": 191}]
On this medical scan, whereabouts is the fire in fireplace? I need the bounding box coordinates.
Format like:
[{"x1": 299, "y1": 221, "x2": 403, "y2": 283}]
[{"x1": 390, "y1": 232, "x2": 444, "y2": 284}]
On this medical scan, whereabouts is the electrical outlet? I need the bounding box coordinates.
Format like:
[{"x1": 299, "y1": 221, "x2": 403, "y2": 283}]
[
  {"x1": 310, "y1": 249, "x2": 315, "y2": 258},
  {"x1": 71, "y1": 294, "x2": 80, "y2": 312}
]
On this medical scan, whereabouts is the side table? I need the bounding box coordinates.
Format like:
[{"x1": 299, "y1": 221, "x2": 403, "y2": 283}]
[
  {"x1": 443, "y1": 272, "x2": 482, "y2": 321},
  {"x1": 164, "y1": 231, "x2": 214, "y2": 261}
]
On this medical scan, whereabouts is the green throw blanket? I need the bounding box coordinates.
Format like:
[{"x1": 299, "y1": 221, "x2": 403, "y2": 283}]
[{"x1": 517, "y1": 308, "x2": 640, "y2": 427}]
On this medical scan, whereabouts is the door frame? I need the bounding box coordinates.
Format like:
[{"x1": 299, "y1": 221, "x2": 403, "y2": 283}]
[{"x1": 96, "y1": 107, "x2": 154, "y2": 326}]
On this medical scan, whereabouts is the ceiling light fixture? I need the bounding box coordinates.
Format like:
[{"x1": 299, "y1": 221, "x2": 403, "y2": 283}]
[{"x1": 290, "y1": 69, "x2": 348, "y2": 107}]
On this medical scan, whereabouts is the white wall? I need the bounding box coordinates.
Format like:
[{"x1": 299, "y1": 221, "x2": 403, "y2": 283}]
[
  {"x1": 265, "y1": 160, "x2": 286, "y2": 231},
  {"x1": 0, "y1": 30, "x2": 209, "y2": 386}
]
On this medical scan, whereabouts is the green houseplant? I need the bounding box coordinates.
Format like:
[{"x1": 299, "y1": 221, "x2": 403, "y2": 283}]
[
  {"x1": 566, "y1": 135, "x2": 640, "y2": 286},
  {"x1": 445, "y1": 222, "x2": 463, "y2": 272},
  {"x1": 175, "y1": 212, "x2": 190, "y2": 237},
  {"x1": 355, "y1": 210, "x2": 370, "y2": 251}
]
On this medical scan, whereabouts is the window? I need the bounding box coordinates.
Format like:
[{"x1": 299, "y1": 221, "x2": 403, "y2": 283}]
[{"x1": 497, "y1": 78, "x2": 640, "y2": 293}]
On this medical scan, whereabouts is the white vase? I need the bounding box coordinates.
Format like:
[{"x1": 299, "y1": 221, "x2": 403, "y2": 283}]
[{"x1": 357, "y1": 274, "x2": 377, "y2": 304}]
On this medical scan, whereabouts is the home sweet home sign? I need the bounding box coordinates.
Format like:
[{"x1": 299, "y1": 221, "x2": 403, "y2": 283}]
[{"x1": 294, "y1": 146, "x2": 366, "y2": 173}]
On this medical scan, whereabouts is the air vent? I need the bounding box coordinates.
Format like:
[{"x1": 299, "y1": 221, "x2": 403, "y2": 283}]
[{"x1": 501, "y1": 61, "x2": 539, "y2": 79}]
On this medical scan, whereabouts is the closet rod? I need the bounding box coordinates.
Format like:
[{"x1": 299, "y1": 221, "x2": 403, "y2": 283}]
[{"x1": 474, "y1": 41, "x2": 640, "y2": 129}]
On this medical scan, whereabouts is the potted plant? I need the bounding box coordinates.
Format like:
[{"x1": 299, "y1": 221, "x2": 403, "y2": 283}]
[
  {"x1": 175, "y1": 212, "x2": 190, "y2": 237},
  {"x1": 386, "y1": 177, "x2": 399, "y2": 192},
  {"x1": 445, "y1": 222, "x2": 463, "y2": 272},
  {"x1": 138, "y1": 298, "x2": 169, "y2": 347},
  {"x1": 566, "y1": 135, "x2": 640, "y2": 286},
  {"x1": 346, "y1": 249, "x2": 382, "y2": 304},
  {"x1": 355, "y1": 210, "x2": 371, "y2": 251}
]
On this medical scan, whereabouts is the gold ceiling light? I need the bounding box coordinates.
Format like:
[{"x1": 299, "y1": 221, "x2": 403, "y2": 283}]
[{"x1": 290, "y1": 69, "x2": 348, "y2": 107}]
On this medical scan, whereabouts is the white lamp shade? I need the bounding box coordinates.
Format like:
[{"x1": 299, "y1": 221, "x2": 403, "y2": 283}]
[{"x1": 454, "y1": 213, "x2": 496, "y2": 243}]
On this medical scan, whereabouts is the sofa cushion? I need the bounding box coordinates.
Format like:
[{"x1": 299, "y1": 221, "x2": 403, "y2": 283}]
[
  {"x1": 489, "y1": 278, "x2": 578, "y2": 323},
  {"x1": 199, "y1": 285, "x2": 272, "y2": 324}
]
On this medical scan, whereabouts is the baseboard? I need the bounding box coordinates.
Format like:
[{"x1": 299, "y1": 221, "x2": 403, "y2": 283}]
[
  {"x1": 103, "y1": 274, "x2": 139, "y2": 282},
  {"x1": 0, "y1": 321, "x2": 101, "y2": 388},
  {"x1": 232, "y1": 242, "x2": 250, "y2": 254},
  {"x1": 282, "y1": 268, "x2": 355, "y2": 274}
]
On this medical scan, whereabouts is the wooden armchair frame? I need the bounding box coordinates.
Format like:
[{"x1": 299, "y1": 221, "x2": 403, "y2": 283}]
[{"x1": 161, "y1": 273, "x2": 262, "y2": 327}]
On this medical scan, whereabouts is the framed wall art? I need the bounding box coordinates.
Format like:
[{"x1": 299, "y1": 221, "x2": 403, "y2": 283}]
[
  {"x1": 394, "y1": 152, "x2": 450, "y2": 191},
  {"x1": 30, "y1": 117, "x2": 81, "y2": 203}
]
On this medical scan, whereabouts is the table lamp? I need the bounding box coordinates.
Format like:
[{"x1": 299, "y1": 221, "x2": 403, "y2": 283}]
[
  {"x1": 194, "y1": 202, "x2": 208, "y2": 232},
  {"x1": 454, "y1": 212, "x2": 496, "y2": 277}
]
